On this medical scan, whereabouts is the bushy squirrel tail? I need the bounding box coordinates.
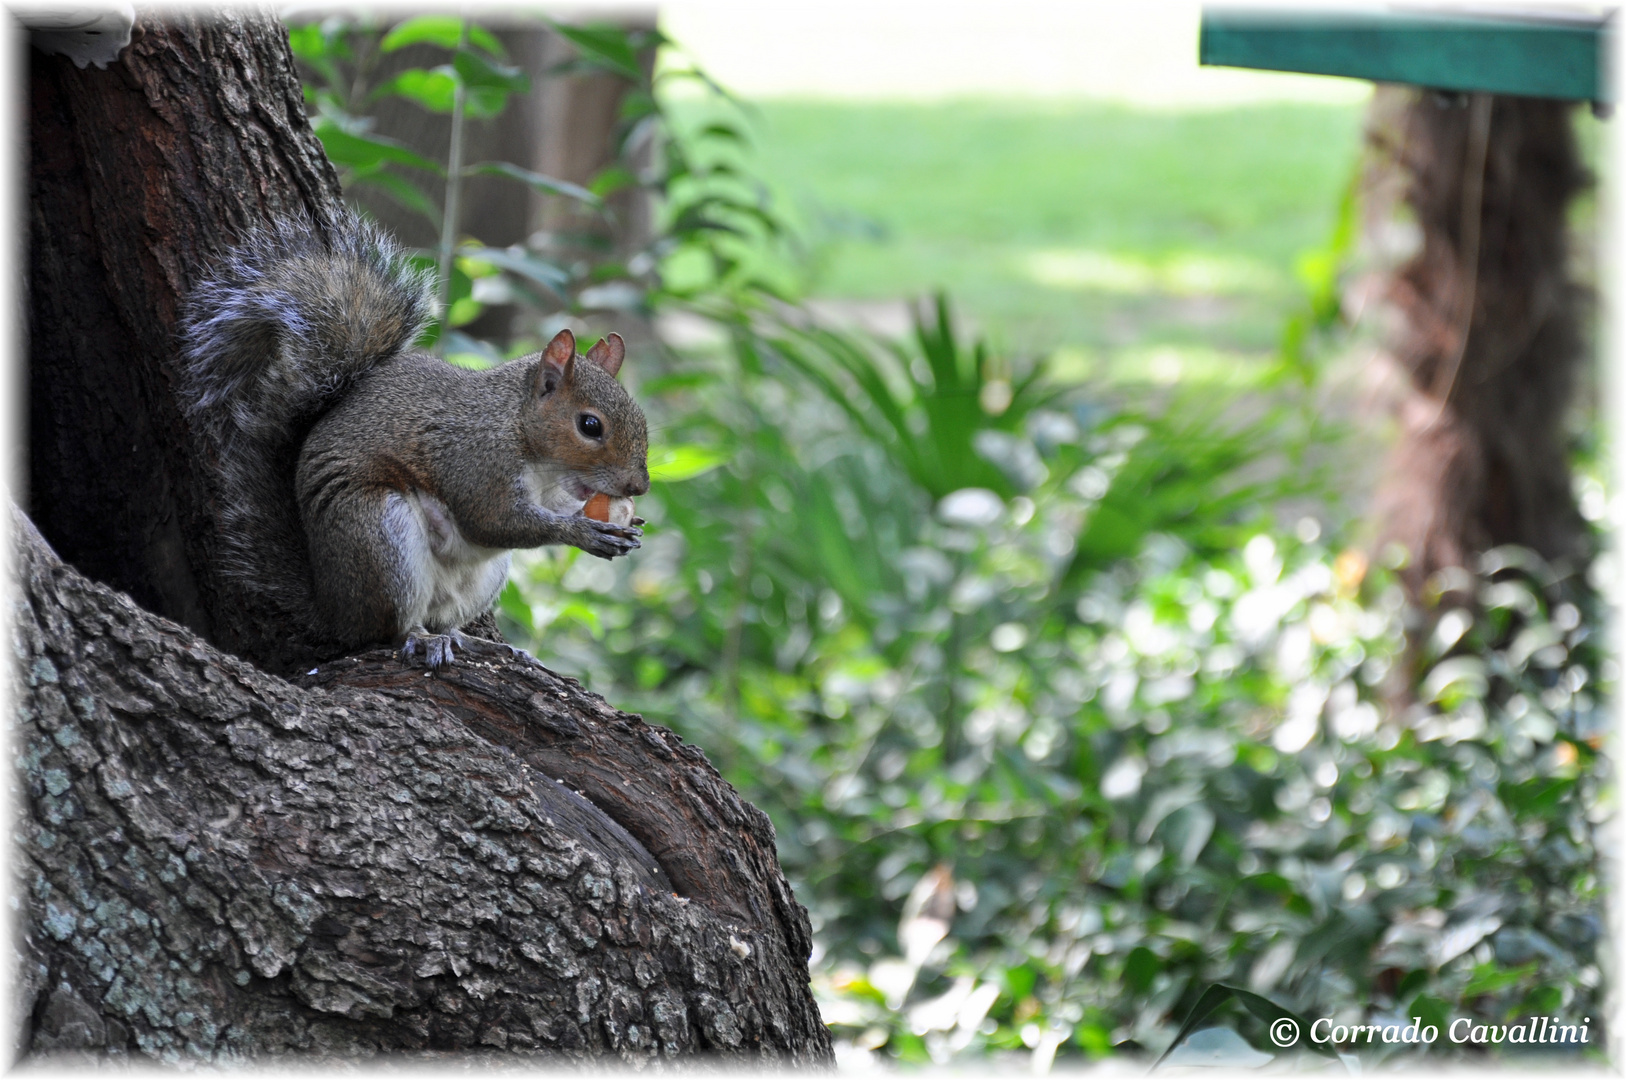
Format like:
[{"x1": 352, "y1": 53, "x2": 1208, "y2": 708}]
[
  {"x1": 179, "y1": 212, "x2": 433, "y2": 637},
  {"x1": 182, "y1": 211, "x2": 431, "y2": 438}
]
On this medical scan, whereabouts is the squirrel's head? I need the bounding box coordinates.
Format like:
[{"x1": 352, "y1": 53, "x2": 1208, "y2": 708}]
[{"x1": 523, "y1": 329, "x2": 650, "y2": 500}]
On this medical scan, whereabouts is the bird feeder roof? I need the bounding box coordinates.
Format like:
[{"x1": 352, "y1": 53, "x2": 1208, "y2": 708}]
[{"x1": 1200, "y1": 6, "x2": 1611, "y2": 103}]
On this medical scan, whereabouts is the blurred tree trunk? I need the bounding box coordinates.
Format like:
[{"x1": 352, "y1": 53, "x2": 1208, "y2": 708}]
[
  {"x1": 21, "y1": 11, "x2": 829, "y2": 1066},
  {"x1": 527, "y1": 21, "x2": 657, "y2": 261},
  {"x1": 1368, "y1": 90, "x2": 1589, "y2": 599}
]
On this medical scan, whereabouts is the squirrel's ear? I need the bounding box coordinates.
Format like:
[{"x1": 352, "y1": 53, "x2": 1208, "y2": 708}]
[
  {"x1": 542, "y1": 328, "x2": 576, "y2": 374},
  {"x1": 535, "y1": 329, "x2": 576, "y2": 398},
  {"x1": 585, "y1": 332, "x2": 625, "y2": 378}
]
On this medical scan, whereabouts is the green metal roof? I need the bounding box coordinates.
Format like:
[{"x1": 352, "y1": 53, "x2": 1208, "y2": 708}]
[{"x1": 1200, "y1": 7, "x2": 1612, "y2": 103}]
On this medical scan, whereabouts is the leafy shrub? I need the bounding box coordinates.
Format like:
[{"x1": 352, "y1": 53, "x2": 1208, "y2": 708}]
[
  {"x1": 286, "y1": 12, "x2": 772, "y2": 363},
  {"x1": 498, "y1": 287, "x2": 1607, "y2": 1066}
]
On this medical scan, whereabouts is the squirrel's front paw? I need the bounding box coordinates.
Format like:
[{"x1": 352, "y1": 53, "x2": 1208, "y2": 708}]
[
  {"x1": 400, "y1": 627, "x2": 465, "y2": 669},
  {"x1": 578, "y1": 518, "x2": 642, "y2": 559}
]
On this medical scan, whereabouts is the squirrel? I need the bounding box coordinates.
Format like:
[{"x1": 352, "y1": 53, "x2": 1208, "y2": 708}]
[{"x1": 179, "y1": 212, "x2": 648, "y2": 669}]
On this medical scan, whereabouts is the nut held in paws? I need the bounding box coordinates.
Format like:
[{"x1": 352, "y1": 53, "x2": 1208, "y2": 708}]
[{"x1": 584, "y1": 492, "x2": 636, "y2": 526}]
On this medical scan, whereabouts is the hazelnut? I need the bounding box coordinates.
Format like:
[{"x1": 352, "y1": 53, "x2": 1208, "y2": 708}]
[{"x1": 584, "y1": 493, "x2": 636, "y2": 526}]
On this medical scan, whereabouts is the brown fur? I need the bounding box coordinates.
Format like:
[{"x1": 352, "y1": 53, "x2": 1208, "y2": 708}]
[
  {"x1": 180, "y1": 214, "x2": 647, "y2": 666},
  {"x1": 296, "y1": 329, "x2": 649, "y2": 654}
]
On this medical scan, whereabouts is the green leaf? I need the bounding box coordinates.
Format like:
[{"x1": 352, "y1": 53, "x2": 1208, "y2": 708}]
[
  {"x1": 1004, "y1": 964, "x2": 1038, "y2": 1000},
  {"x1": 447, "y1": 296, "x2": 483, "y2": 327},
  {"x1": 619, "y1": 89, "x2": 660, "y2": 126},
  {"x1": 1395, "y1": 969, "x2": 1429, "y2": 1002},
  {"x1": 1521, "y1": 985, "x2": 1563, "y2": 1014},
  {"x1": 463, "y1": 162, "x2": 602, "y2": 206},
  {"x1": 1498, "y1": 776, "x2": 1575, "y2": 818},
  {"x1": 890, "y1": 1031, "x2": 929, "y2": 1064},
  {"x1": 456, "y1": 245, "x2": 572, "y2": 299},
  {"x1": 454, "y1": 49, "x2": 529, "y2": 93},
  {"x1": 1408, "y1": 994, "x2": 1451, "y2": 1039},
  {"x1": 286, "y1": 22, "x2": 338, "y2": 62},
  {"x1": 649, "y1": 444, "x2": 730, "y2": 482},
  {"x1": 372, "y1": 65, "x2": 511, "y2": 118},
  {"x1": 696, "y1": 121, "x2": 749, "y2": 144},
  {"x1": 635, "y1": 655, "x2": 667, "y2": 689},
  {"x1": 555, "y1": 600, "x2": 603, "y2": 638},
  {"x1": 372, "y1": 67, "x2": 458, "y2": 112},
  {"x1": 589, "y1": 165, "x2": 638, "y2": 199},
  {"x1": 1464, "y1": 961, "x2": 1537, "y2": 998},
  {"x1": 549, "y1": 22, "x2": 644, "y2": 80},
  {"x1": 313, "y1": 120, "x2": 443, "y2": 174},
  {"x1": 641, "y1": 372, "x2": 710, "y2": 395},
  {"x1": 1244, "y1": 872, "x2": 1294, "y2": 896},
  {"x1": 347, "y1": 170, "x2": 441, "y2": 229},
  {"x1": 1154, "y1": 983, "x2": 1339, "y2": 1069},
  {"x1": 380, "y1": 15, "x2": 504, "y2": 57},
  {"x1": 497, "y1": 581, "x2": 532, "y2": 627},
  {"x1": 285, "y1": 20, "x2": 359, "y2": 96},
  {"x1": 464, "y1": 87, "x2": 512, "y2": 120},
  {"x1": 1122, "y1": 946, "x2": 1159, "y2": 994}
]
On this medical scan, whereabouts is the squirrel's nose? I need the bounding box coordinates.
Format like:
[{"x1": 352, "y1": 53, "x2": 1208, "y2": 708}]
[{"x1": 624, "y1": 470, "x2": 650, "y2": 498}]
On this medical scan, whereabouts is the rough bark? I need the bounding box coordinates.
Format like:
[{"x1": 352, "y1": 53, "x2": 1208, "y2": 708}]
[
  {"x1": 28, "y1": 10, "x2": 345, "y2": 664},
  {"x1": 16, "y1": 512, "x2": 831, "y2": 1063},
  {"x1": 1368, "y1": 91, "x2": 1589, "y2": 597},
  {"x1": 21, "y1": 9, "x2": 830, "y2": 1066}
]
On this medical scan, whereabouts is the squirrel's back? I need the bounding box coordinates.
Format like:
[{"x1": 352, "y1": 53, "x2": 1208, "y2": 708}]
[{"x1": 179, "y1": 212, "x2": 434, "y2": 651}]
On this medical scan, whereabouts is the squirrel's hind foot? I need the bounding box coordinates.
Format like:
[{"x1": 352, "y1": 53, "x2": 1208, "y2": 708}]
[
  {"x1": 399, "y1": 626, "x2": 467, "y2": 669},
  {"x1": 457, "y1": 631, "x2": 538, "y2": 665}
]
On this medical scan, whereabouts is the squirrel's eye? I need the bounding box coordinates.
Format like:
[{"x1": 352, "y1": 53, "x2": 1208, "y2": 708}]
[{"x1": 577, "y1": 413, "x2": 604, "y2": 439}]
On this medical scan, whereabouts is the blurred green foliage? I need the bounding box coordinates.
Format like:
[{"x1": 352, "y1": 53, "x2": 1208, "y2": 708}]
[
  {"x1": 288, "y1": 14, "x2": 1611, "y2": 1069},
  {"x1": 504, "y1": 313, "x2": 1610, "y2": 1067},
  {"x1": 286, "y1": 12, "x2": 766, "y2": 363}
]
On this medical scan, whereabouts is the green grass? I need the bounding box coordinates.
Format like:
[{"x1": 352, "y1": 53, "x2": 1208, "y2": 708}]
[{"x1": 681, "y1": 98, "x2": 1369, "y2": 367}]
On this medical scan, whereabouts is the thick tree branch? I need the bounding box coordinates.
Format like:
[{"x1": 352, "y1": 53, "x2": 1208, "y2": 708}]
[{"x1": 16, "y1": 510, "x2": 831, "y2": 1063}]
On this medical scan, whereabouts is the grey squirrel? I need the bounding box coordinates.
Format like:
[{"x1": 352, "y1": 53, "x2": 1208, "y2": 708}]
[{"x1": 180, "y1": 213, "x2": 648, "y2": 668}]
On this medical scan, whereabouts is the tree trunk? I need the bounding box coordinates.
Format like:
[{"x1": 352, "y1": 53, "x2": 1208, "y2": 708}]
[
  {"x1": 15, "y1": 512, "x2": 830, "y2": 1063},
  {"x1": 1368, "y1": 91, "x2": 1589, "y2": 598},
  {"x1": 28, "y1": 10, "x2": 343, "y2": 666},
  {"x1": 20, "y1": 10, "x2": 830, "y2": 1065}
]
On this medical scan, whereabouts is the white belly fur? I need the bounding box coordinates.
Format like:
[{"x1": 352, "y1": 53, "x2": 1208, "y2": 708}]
[{"x1": 394, "y1": 490, "x2": 512, "y2": 632}]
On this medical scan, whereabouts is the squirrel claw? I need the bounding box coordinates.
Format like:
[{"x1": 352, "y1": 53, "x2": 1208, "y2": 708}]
[
  {"x1": 400, "y1": 627, "x2": 465, "y2": 669},
  {"x1": 581, "y1": 518, "x2": 642, "y2": 559}
]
